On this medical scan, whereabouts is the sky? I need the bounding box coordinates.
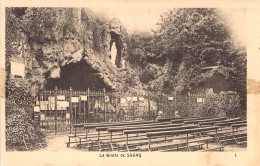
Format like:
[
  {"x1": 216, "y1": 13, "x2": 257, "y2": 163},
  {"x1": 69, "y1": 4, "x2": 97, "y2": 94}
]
[{"x1": 88, "y1": 2, "x2": 247, "y2": 45}]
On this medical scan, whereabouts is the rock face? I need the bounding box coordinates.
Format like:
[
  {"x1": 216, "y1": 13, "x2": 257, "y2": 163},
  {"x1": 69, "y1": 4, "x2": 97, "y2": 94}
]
[{"x1": 6, "y1": 7, "x2": 143, "y2": 95}]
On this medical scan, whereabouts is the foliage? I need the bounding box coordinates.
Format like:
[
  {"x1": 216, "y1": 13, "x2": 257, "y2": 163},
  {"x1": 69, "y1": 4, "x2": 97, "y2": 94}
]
[
  {"x1": 190, "y1": 92, "x2": 242, "y2": 118},
  {"x1": 151, "y1": 8, "x2": 246, "y2": 112},
  {"x1": 5, "y1": 78, "x2": 46, "y2": 151}
]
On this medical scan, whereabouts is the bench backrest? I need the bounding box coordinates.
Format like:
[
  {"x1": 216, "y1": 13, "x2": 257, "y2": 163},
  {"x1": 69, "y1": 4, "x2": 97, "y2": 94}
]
[
  {"x1": 107, "y1": 123, "x2": 182, "y2": 132},
  {"x1": 171, "y1": 117, "x2": 212, "y2": 124},
  {"x1": 232, "y1": 123, "x2": 247, "y2": 128},
  {"x1": 84, "y1": 121, "x2": 156, "y2": 129},
  {"x1": 96, "y1": 122, "x2": 171, "y2": 131},
  {"x1": 124, "y1": 125, "x2": 198, "y2": 135},
  {"x1": 216, "y1": 117, "x2": 241, "y2": 123},
  {"x1": 146, "y1": 126, "x2": 219, "y2": 137},
  {"x1": 184, "y1": 117, "x2": 226, "y2": 124},
  {"x1": 215, "y1": 120, "x2": 246, "y2": 126},
  {"x1": 74, "y1": 120, "x2": 147, "y2": 128}
]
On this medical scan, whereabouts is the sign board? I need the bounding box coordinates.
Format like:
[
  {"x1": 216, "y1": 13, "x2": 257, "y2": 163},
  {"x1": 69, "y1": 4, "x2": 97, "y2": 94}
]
[
  {"x1": 34, "y1": 106, "x2": 40, "y2": 112},
  {"x1": 197, "y1": 98, "x2": 205, "y2": 103},
  {"x1": 48, "y1": 96, "x2": 55, "y2": 101},
  {"x1": 132, "y1": 97, "x2": 138, "y2": 101},
  {"x1": 57, "y1": 95, "x2": 65, "y2": 100},
  {"x1": 66, "y1": 113, "x2": 70, "y2": 119},
  {"x1": 81, "y1": 95, "x2": 87, "y2": 101},
  {"x1": 40, "y1": 113, "x2": 45, "y2": 120},
  {"x1": 11, "y1": 61, "x2": 25, "y2": 77},
  {"x1": 57, "y1": 101, "x2": 69, "y2": 110},
  {"x1": 168, "y1": 97, "x2": 174, "y2": 101},
  {"x1": 120, "y1": 98, "x2": 126, "y2": 104},
  {"x1": 71, "y1": 97, "x2": 79, "y2": 103},
  {"x1": 40, "y1": 101, "x2": 49, "y2": 110}
]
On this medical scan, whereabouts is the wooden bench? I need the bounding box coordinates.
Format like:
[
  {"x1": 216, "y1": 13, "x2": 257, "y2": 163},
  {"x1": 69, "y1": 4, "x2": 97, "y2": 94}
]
[
  {"x1": 170, "y1": 117, "x2": 210, "y2": 124},
  {"x1": 215, "y1": 120, "x2": 246, "y2": 127},
  {"x1": 120, "y1": 125, "x2": 198, "y2": 151},
  {"x1": 67, "y1": 120, "x2": 154, "y2": 147},
  {"x1": 232, "y1": 123, "x2": 247, "y2": 146},
  {"x1": 205, "y1": 121, "x2": 246, "y2": 146},
  {"x1": 75, "y1": 121, "x2": 171, "y2": 149},
  {"x1": 183, "y1": 117, "x2": 227, "y2": 124},
  {"x1": 93, "y1": 123, "x2": 183, "y2": 151},
  {"x1": 143, "y1": 126, "x2": 222, "y2": 151}
]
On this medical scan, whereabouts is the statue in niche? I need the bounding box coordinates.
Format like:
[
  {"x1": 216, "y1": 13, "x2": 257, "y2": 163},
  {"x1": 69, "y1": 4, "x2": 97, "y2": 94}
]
[{"x1": 109, "y1": 18, "x2": 125, "y2": 68}]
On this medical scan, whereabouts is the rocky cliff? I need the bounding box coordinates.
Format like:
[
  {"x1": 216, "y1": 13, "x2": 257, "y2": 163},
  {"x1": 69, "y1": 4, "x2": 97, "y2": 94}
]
[{"x1": 6, "y1": 7, "x2": 143, "y2": 95}]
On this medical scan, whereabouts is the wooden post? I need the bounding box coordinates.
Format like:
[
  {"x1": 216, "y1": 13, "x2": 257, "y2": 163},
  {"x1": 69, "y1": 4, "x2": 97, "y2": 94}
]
[{"x1": 54, "y1": 86, "x2": 58, "y2": 135}]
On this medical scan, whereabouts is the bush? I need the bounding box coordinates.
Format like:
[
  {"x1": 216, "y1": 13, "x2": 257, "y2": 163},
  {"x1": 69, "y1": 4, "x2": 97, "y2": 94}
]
[
  {"x1": 6, "y1": 78, "x2": 46, "y2": 151},
  {"x1": 190, "y1": 92, "x2": 242, "y2": 118}
]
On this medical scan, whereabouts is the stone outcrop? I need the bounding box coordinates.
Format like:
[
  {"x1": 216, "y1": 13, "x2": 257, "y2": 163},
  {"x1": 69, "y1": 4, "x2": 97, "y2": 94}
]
[{"x1": 6, "y1": 7, "x2": 143, "y2": 95}]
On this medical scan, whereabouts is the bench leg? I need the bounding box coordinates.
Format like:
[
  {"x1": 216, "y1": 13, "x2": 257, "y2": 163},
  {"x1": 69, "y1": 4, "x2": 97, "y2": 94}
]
[
  {"x1": 67, "y1": 137, "x2": 71, "y2": 147},
  {"x1": 111, "y1": 142, "x2": 114, "y2": 151}
]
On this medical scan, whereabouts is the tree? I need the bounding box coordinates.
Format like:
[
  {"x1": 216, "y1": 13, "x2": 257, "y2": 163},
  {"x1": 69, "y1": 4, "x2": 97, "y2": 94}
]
[{"x1": 153, "y1": 8, "x2": 246, "y2": 112}]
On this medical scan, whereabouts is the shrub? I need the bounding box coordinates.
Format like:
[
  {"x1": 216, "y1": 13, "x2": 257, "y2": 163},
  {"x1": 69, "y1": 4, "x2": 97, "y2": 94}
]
[{"x1": 5, "y1": 78, "x2": 46, "y2": 151}]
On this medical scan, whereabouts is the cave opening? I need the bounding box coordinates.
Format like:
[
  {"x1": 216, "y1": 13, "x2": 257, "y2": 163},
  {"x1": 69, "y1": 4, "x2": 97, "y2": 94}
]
[{"x1": 45, "y1": 60, "x2": 112, "y2": 91}]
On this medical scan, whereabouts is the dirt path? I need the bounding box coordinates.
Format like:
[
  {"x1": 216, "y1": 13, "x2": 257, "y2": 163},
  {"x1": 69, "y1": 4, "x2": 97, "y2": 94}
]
[{"x1": 37, "y1": 134, "x2": 79, "y2": 152}]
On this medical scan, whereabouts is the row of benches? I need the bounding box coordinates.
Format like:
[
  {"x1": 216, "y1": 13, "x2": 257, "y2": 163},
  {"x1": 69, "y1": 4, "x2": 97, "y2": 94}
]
[{"x1": 66, "y1": 117, "x2": 247, "y2": 151}]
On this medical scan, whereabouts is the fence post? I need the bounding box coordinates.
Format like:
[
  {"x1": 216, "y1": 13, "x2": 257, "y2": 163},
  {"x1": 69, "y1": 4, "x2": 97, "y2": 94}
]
[
  {"x1": 69, "y1": 87, "x2": 73, "y2": 134},
  {"x1": 54, "y1": 86, "x2": 58, "y2": 135},
  {"x1": 87, "y1": 88, "x2": 90, "y2": 123},
  {"x1": 174, "y1": 91, "x2": 177, "y2": 118},
  {"x1": 78, "y1": 91, "x2": 81, "y2": 122},
  {"x1": 103, "y1": 89, "x2": 106, "y2": 122},
  {"x1": 148, "y1": 92, "x2": 151, "y2": 121},
  {"x1": 188, "y1": 91, "x2": 191, "y2": 117}
]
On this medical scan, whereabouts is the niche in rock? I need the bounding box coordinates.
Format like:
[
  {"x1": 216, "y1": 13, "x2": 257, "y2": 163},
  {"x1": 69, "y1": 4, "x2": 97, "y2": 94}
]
[{"x1": 45, "y1": 60, "x2": 111, "y2": 90}]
